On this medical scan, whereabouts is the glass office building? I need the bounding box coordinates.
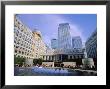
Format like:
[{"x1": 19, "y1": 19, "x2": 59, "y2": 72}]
[
  {"x1": 72, "y1": 36, "x2": 82, "y2": 49},
  {"x1": 51, "y1": 39, "x2": 58, "y2": 49},
  {"x1": 58, "y1": 23, "x2": 72, "y2": 49},
  {"x1": 85, "y1": 30, "x2": 97, "y2": 59}
]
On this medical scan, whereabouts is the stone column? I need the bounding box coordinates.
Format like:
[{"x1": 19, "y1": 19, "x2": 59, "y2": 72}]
[
  {"x1": 44, "y1": 56, "x2": 46, "y2": 60},
  {"x1": 54, "y1": 55, "x2": 55, "y2": 61},
  {"x1": 47, "y1": 56, "x2": 49, "y2": 60},
  {"x1": 75, "y1": 55, "x2": 77, "y2": 59},
  {"x1": 50, "y1": 56, "x2": 52, "y2": 61},
  {"x1": 72, "y1": 55, "x2": 74, "y2": 59},
  {"x1": 52, "y1": 62, "x2": 54, "y2": 67},
  {"x1": 56, "y1": 55, "x2": 57, "y2": 61},
  {"x1": 57, "y1": 55, "x2": 58, "y2": 61},
  {"x1": 61, "y1": 55, "x2": 62, "y2": 61},
  {"x1": 68, "y1": 55, "x2": 70, "y2": 59},
  {"x1": 46, "y1": 56, "x2": 47, "y2": 60},
  {"x1": 49, "y1": 55, "x2": 51, "y2": 60}
]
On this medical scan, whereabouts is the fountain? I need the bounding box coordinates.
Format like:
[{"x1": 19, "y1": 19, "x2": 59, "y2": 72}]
[{"x1": 82, "y1": 48, "x2": 94, "y2": 68}]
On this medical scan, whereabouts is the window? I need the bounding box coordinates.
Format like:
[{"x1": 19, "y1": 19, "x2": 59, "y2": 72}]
[
  {"x1": 22, "y1": 51, "x2": 24, "y2": 55},
  {"x1": 70, "y1": 56, "x2": 72, "y2": 59},
  {"x1": 16, "y1": 46, "x2": 19, "y2": 48},
  {"x1": 15, "y1": 50, "x2": 17, "y2": 53}
]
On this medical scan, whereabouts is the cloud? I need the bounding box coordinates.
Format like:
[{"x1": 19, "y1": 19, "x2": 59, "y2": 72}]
[
  {"x1": 49, "y1": 15, "x2": 85, "y2": 37},
  {"x1": 69, "y1": 24, "x2": 86, "y2": 42},
  {"x1": 42, "y1": 35, "x2": 51, "y2": 47},
  {"x1": 40, "y1": 14, "x2": 86, "y2": 47}
]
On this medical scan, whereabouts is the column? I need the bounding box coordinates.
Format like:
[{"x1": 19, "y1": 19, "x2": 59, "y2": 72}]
[
  {"x1": 57, "y1": 55, "x2": 58, "y2": 61},
  {"x1": 68, "y1": 55, "x2": 70, "y2": 59},
  {"x1": 72, "y1": 55, "x2": 74, "y2": 59},
  {"x1": 54, "y1": 55, "x2": 55, "y2": 61},
  {"x1": 44, "y1": 56, "x2": 46, "y2": 60},
  {"x1": 47, "y1": 56, "x2": 49, "y2": 60},
  {"x1": 61, "y1": 55, "x2": 62, "y2": 61},
  {"x1": 54, "y1": 55, "x2": 56, "y2": 61},
  {"x1": 49, "y1": 55, "x2": 51, "y2": 60},
  {"x1": 50, "y1": 56, "x2": 52, "y2": 61},
  {"x1": 45, "y1": 56, "x2": 47, "y2": 60},
  {"x1": 56, "y1": 55, "x2": 57, "y2": 61},
  {"x1": 75, "y1": 55, "x2": 77, "y2": 59}
]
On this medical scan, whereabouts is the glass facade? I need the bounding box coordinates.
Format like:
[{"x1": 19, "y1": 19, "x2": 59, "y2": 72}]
[
  {"x1": 85, "y1": 30, "x2": 97, "y2": 59},
  {"x1": 72, "y1": 36, "x2": 82, "y2": 49},
  {"x1": 58, "y1": 23, "x2": 72, "y2": 49},
  {"x1": 51, "y1": 39, "x2": 58, "y2": 49}
]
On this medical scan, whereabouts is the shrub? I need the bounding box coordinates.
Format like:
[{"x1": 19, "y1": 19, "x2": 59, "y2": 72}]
[{"x1": 14, "y1": 55, "x2": 25, "y2": 67}]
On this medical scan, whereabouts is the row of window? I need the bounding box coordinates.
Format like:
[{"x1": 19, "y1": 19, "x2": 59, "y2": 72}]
[
  {"x1": 86, "y1": 44, "x2": 97, "y2": 58},
  {"x1": 15, "y1": 19, "x2": 33, "y2": 37},
  {"x1": 14, "y1": 45, "x2": 34, "y2": 52},
  {"x1": 42, "y1": 55, "x2": 83, "y2": 60},
  {"x1": 15, "y1": 54, "x2": 33, "y2": 59},
  {"x1": 14, "y1": 31, "x2": 33, "y2": 45},
  {"x1": 15, "y1": 50, "x2": 34, "y2": 57}
]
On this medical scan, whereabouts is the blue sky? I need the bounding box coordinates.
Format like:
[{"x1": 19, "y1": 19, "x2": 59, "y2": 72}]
[{"x1": 17, "y1": 14, "x2": 97, "y2": 47}]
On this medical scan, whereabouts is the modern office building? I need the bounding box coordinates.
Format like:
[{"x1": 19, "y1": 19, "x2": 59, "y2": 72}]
[
  {"x1": 42, "y1": 23, "x2": 84, "y2": 63},
  {"x1": 42, "y1": 48, "x2": 84, "y2": 63},
  {"x1": 51, "y1": 39, "x2": 58, "y2": 49},
  {"x1": 14, "y1": 16, "x2": 47, "y2": 66},
  {"x1": 72, "y1": 36, "x2": 82, "y2": 49},
  {"x1": 85, "y1": 30, "x2": 97, "y2": 59},
  {"x1": 58, "y1": 23, "x2": 72, "y2": 49},
  {"x1": 14, "y1": 16, "x2": 85, "y2": 66}
]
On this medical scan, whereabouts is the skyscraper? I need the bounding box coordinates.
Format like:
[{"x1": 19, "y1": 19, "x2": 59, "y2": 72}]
[
  {"x1": 85, "y1": 30, "x2": 97, "y2": 59},
  {"x1": 58, "y1": 23, "x2": 72, "y2": 49},
  {"x1": 51, "y1": 39, "x2": 58, "y2": 49},
  {"x1": 72, "y1": 36, "x2": 82, "y2": 49}
]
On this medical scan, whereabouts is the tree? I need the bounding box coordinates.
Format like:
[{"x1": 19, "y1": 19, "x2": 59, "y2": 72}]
[
  {"x1": 33, "y1": 58, "x2": 43, "y2": 65},
  {"x1": 14, "y1": 55, "x2": 25, "y2": 67},
  {"x1": 83, "y1": 59, "x2": 90, "y2": 69},
  {"x1": 76, "y1": 59, "x2": 82, "y2": 65}
]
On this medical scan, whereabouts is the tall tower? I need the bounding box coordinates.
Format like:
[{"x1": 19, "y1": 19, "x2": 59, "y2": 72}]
[
  {"x1": 51, "y1": 39, "x2": 58, "y2": 49},
  {"x1": 72, "y1": 36, "x2": 82, "y2": 49},
  {"x1": 58, "y1": 23, "x2": 72, "y2": 49}
]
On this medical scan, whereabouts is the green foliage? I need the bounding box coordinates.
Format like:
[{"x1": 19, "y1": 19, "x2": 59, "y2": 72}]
[
  {"x1": 33, "y1": 58, "x2": 43, "y2": 65},
  {"x1": 84, "y1": 59, "x2": 89, "y2": 65},
  {"x1": 14, "y1": 55, "x2": 25, "y2": 66}
]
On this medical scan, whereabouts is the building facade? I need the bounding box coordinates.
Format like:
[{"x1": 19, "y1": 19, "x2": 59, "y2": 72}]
[
  {"x1": 42, "y1": 23, "x2": 84, "y2": 63},
  {"x1": 85, "y1": 30, "x2": 97, "y2": 59},
  {"x1": 51, "y1": 39, "x2": 58, "y2": 49},
  {"x1": 14, "y1": 16, "x2": 47, "y2": 66},
  {"x1": 33, "y1": 30, "x2": 47, "y2": 59},
  {"x1": 72, "y1": 36, "x2": 82, "y2": 49},
  {"x1": 58, "y1": 23, "x2": 72, "y2": 49},
  {"x1": 42, "y1": 48, "x2": 84, "y2": 62},
  {"x1": 14, "y1": 16, "x2": 34, "y2": 59},
  {"x1": 14, "y1": 16, "x2": 85, "y2": 66}
]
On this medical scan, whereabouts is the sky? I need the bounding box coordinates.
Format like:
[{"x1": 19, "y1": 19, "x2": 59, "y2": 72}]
[{"x1": 17, "y1": 14, "x2": 97, "y2": 47}]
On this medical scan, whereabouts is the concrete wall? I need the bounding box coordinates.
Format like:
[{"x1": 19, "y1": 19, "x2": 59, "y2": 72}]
[
  {"x1": 63, "y1": 62, "x2": 76, "y2": 67},
  {"x1": 82, "y1": 58, "x2": 94, "y2": 67}
]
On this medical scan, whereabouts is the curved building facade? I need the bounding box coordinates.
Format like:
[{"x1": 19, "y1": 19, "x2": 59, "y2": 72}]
[
  {"x1": 85, "y1": 30, "x2": 97, "y2": 59},
  {"x1": 14, "y1": 16, "x2": 47, "y2": 66}
]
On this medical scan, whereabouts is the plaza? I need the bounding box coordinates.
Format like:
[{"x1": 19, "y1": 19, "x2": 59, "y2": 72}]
[{"x1": 14, "y1": 15, "x2": 97, "y2": 76}]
